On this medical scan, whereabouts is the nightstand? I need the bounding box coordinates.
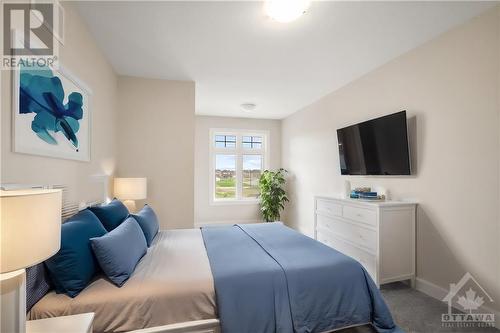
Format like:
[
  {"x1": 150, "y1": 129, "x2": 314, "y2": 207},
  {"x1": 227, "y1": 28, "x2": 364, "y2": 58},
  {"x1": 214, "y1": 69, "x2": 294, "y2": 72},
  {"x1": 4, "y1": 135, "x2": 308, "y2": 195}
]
[{"x1": 26, "y1": 313, "x2": 94, "y2": 333}]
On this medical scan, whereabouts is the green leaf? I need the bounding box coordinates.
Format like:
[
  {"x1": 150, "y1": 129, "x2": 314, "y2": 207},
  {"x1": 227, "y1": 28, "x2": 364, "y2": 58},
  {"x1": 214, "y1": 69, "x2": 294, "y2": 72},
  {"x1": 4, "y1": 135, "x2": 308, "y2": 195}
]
[{"x1": 258, "y1": 169, "x2": 289, "y2": 222}]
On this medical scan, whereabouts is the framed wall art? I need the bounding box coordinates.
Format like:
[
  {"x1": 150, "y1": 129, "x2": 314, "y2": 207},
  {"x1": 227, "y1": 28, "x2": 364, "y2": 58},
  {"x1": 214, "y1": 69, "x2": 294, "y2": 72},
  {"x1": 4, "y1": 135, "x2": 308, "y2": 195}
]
[{"x1": 13, "y1": 65, "x2": 91, "y2": 161}]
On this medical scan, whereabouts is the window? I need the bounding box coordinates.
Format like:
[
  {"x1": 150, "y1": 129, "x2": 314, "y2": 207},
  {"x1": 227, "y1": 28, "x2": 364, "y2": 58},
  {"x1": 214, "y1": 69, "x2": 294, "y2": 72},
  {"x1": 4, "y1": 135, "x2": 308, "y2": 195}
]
[
  {"x1": 215, "y1": 135, "x2": 236, "y2": 148},
  {"x1": 242, "y1": 136, "x2": 262, "y2": 149},
  {"x1": 211, "y1": 129, "x2": 269, "y2": 203}
]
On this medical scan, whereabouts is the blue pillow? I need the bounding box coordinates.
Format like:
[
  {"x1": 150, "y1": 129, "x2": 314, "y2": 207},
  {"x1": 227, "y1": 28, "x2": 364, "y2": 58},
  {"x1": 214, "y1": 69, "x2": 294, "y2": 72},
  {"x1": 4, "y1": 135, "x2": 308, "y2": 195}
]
[
  {"x1": 89, "y1": 199, "x2": 129, "y2": 231},
  {"x1": 45, "y1": 209, "x2": 107, "y2": 297},
  {"x1": 131, "y1": 205, "x2": 159, "y2": 247},
  {"x1": 26, "y1": 263, "x2": 51, "y2": 312},
  {"x1": 90, "y1": 217, "x2": 147, "y2": 287}
]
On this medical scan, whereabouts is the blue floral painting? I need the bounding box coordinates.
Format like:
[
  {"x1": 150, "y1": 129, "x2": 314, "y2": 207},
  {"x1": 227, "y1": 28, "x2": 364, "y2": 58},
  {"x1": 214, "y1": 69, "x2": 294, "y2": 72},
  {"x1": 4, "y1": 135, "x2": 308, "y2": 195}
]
[
  {"x1": 14, "y1": 65, "x2": 90, "y2": 161},
  {"x1": 20, "y1": 66, "x2": 83, "y2": 149}
]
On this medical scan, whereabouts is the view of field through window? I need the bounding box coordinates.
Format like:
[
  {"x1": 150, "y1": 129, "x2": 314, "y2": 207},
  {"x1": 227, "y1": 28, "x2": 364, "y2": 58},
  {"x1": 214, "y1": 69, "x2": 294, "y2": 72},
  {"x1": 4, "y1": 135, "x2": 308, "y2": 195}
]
[
  {"x1": 243, "y1": 155, "x2": 262, "y2": 198},
  {"x1": 214, "y1": 134, "x2": 264, "y2": 200},
  {"x1": 215, "y1": 154, "x2": 236, "y2": 198},
  {"x1": 215, "y1": 154, "x2": 262, "y2": 199}
]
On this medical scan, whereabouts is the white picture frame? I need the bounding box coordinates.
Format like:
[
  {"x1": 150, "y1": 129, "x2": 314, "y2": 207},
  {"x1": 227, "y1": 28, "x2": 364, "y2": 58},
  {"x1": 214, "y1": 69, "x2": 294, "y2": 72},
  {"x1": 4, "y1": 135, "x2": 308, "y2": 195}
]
[{"x1": 12, "y1": 65, "x2": 92, "y2": 162}]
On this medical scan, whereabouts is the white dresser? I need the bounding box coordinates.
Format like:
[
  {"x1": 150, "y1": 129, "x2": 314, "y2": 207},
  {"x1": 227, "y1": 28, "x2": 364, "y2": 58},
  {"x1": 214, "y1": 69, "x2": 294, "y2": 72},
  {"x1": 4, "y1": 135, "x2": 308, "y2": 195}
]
[{"x1": 314, "y1": 196, "x2": 416, "y2": 287}]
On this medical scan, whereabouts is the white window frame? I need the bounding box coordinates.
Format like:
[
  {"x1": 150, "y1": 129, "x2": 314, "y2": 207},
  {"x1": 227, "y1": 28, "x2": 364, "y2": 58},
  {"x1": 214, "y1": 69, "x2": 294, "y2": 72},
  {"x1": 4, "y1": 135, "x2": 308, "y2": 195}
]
[{"x1": 209, "y1": 128, "x2": 270, "y2": 205}]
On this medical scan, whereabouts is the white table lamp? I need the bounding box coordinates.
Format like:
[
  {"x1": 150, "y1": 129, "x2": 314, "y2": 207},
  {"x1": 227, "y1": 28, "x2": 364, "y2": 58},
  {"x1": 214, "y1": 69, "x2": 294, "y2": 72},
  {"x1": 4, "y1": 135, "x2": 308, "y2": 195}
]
[
  {"x1": 114, "y1": 178, "x2": 147, "y2": 212},
  {"x1": 0, "y1": 189, "x2": 62, "y2": 333}
]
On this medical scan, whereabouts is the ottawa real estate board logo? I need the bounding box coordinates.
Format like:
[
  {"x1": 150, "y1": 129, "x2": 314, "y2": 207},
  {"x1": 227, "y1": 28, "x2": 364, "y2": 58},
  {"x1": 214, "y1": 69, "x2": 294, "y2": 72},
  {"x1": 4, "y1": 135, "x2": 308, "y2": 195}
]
[
  {"x1": 441, "y1": 272, "x2": 495, "y2": 329},
  {"x1": 2, "y1": 1, "x2": 60, "y2": 70}
]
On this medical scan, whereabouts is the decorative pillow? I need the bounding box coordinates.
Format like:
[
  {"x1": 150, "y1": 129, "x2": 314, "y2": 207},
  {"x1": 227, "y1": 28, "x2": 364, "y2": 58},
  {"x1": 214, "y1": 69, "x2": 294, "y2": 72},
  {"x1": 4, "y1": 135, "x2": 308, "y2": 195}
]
[
  {"x1": 131, "y1": 205, "x2": 159, "y2": 247},
  {"x1": 26, "y1": 263, "x2": 52, "y2": 312},
  {"x1": 90, "y1": 217, "x2": 147, "y2": 287},
  {"x1": 45, "y1": 209, "x2": 107, "y2": 297},
  {"x1": 89, "y1": 199, "x2": 129, "y2": 231}
]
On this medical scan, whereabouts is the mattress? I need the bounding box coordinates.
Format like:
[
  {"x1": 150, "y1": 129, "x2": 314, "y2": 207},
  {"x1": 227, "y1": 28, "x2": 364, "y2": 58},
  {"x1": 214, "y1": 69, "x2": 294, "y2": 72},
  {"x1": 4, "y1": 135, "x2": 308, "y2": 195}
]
[{"x1": 28, "y1": 229, "x2": 217, "y2": 333}]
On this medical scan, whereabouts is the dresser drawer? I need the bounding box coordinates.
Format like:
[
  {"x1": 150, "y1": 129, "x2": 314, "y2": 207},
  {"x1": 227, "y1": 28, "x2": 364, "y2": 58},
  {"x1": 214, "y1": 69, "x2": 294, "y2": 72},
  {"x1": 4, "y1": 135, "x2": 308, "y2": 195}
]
[
  {"x1": 317, "y1": 214, "x2": 377, "y2": 253},
  {"x1": 316, "y1": 199, "x2": 342, "y2": 217},
  {"x1": 317, "y1": 230, "x2": 337, "y2": 248},
  {"x1": 343, "y1": 205, "x2": 377, "y2": 226},
  {"x1": 351, "y1": 245, "x2": 377, "y2": 283},
  {"x1": 318, "y1": 231, "x2": 377, "y2": 283}
]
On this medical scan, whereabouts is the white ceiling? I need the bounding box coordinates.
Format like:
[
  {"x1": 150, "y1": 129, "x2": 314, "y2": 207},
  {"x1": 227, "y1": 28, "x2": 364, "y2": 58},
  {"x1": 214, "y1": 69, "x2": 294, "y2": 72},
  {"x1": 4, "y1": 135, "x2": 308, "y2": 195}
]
[{"x1": 75, "y1": 1, "x2": 495, "y2": 119}]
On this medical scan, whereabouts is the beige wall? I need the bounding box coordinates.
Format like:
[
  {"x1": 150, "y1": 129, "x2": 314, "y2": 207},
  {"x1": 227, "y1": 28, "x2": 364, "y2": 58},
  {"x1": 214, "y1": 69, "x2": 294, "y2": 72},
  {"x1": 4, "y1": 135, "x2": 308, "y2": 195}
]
[
  {"x1": 194, "y1": 116, "x2": 281, "y2": 226},
  {"x1": 116, "y1": 76, "x2": 195, "y2": 229},
  {"x1": 497, "y1": 6, "x2": 500, "y2": 306},
  {"x1": 0, "y1": 2, "x2": 117, "y2": 204},
  {"x1": 0, "y1": 4, "x2": 196, "y2": 229},
  {"x1": 282, "y1": 6, "x2": 500, "y2": 311}
]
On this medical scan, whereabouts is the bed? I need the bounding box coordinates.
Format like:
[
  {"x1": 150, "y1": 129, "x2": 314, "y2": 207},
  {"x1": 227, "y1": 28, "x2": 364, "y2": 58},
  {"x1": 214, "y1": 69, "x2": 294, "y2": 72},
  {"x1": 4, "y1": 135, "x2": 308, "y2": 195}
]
[
  {"x1": 28, "y1": 229, "x2": 218, "y2": 332},
  {"x1": 28, "y1": 223, "x2": 401, "y2": 333}
]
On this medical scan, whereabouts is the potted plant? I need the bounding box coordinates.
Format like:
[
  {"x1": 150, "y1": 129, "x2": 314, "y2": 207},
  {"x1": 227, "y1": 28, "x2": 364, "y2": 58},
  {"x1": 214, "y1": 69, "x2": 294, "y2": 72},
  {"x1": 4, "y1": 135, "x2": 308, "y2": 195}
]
[{"x1": 258, "y1": 168, "x2": 289, "y2": 222}]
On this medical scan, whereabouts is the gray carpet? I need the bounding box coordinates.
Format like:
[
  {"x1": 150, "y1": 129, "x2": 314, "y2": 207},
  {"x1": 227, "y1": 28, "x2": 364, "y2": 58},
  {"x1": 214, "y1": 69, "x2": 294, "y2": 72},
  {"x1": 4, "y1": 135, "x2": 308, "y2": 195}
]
[{"x1": 338, "y1": 282, "x2": 499, "y2": 333}]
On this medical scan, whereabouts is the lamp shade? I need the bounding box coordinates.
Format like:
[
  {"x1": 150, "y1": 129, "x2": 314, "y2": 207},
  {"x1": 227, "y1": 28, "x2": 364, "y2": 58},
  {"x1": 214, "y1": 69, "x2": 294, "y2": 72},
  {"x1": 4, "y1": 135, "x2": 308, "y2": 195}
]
[
  {"x1": 114, "y1": 178, "x2": 147, "y2": 200},
  {"x1": 0, "y1": 189, "x2": 62, "y2": 274}
]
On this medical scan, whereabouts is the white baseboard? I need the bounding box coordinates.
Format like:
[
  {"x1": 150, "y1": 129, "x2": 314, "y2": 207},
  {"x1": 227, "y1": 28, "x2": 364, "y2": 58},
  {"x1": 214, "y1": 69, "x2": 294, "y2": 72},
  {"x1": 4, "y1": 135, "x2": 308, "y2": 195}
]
[
  {"x1": 194, "y1": 219, "x2": 261, "y2": 228},
  {"x1": 415, "y1": 278, "x2": 500, "y2": 329},
  {"x1": 415, "y1": 277, "x2": 449, "y2": 299}
]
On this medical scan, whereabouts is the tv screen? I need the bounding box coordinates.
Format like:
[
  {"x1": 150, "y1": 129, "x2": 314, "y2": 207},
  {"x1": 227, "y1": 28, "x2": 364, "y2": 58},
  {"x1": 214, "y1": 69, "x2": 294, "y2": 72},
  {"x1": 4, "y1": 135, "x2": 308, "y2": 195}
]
[{"x1": 337, "y1": 111, "x2": 411, "y2": 175}]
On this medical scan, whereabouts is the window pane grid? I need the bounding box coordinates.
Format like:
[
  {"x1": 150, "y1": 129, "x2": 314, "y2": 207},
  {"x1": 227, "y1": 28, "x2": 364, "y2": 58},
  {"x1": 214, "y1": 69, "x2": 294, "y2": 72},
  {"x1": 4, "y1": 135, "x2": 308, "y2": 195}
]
[
  {"x1": 215, "y1": 135, "x2": 236, "y2": 148},
  {"x1": 242, "y1": 136, "x2": 263, "y2": 149}
]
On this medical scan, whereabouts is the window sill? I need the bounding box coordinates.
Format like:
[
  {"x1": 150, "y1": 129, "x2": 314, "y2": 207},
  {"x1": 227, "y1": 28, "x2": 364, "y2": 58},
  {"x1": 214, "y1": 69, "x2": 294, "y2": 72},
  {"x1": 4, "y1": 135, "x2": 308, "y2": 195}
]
[{"x1": 210, "y1": 199, "x2": 260, "y2": 206}]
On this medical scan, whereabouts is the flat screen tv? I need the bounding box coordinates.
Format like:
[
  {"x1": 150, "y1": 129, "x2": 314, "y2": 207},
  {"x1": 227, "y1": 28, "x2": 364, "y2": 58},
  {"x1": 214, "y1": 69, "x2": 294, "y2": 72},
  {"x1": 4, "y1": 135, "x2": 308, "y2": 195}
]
[{"x1": 337, "y1": 111, "x2": 411, "y2": 175}]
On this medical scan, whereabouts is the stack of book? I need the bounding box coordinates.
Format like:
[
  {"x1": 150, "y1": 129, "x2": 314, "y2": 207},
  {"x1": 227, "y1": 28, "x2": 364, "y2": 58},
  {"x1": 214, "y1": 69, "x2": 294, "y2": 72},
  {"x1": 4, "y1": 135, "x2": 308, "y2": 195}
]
[{"x1": 350, "y1": 188, "x2": 384, "y2": 200}]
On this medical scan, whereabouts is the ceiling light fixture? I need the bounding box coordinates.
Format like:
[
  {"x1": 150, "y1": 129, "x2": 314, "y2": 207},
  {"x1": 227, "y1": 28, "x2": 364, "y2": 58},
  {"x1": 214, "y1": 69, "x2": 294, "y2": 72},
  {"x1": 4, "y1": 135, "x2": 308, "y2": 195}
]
[
  {"x1": 241, "y1": 103, "x2": 257, "y2": 112},
  {"x1": 264, "y1": 0, "x2": 311, "y2": 23}
]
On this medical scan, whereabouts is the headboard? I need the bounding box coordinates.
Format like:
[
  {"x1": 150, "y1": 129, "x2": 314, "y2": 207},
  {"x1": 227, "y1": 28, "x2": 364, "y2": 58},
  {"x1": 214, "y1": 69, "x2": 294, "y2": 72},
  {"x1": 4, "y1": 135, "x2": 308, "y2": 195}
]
[
  {"x1": 53, "y1": 184, "x2": 80, "y2": 220},
  {"x1": 54, "y1": 185, "x2": 103, "y2": 221}
]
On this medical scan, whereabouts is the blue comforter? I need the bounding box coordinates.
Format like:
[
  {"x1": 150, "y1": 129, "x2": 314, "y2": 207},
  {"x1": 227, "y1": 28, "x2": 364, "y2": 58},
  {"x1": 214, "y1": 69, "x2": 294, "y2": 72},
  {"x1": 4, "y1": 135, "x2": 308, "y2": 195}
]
[{"x1": 201, "y1": 222, "x2": 402, "y2": 333}]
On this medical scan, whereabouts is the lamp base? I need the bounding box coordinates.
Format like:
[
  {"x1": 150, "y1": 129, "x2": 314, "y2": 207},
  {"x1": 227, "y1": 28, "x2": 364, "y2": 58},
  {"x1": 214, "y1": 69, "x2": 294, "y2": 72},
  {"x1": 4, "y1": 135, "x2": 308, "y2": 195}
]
[
  {"x1": 123, "y1": 200, "x2": 137, "y2": 213},
  {"x1": 1, "y1": 269, "x2": 26, "y2": 333}
]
